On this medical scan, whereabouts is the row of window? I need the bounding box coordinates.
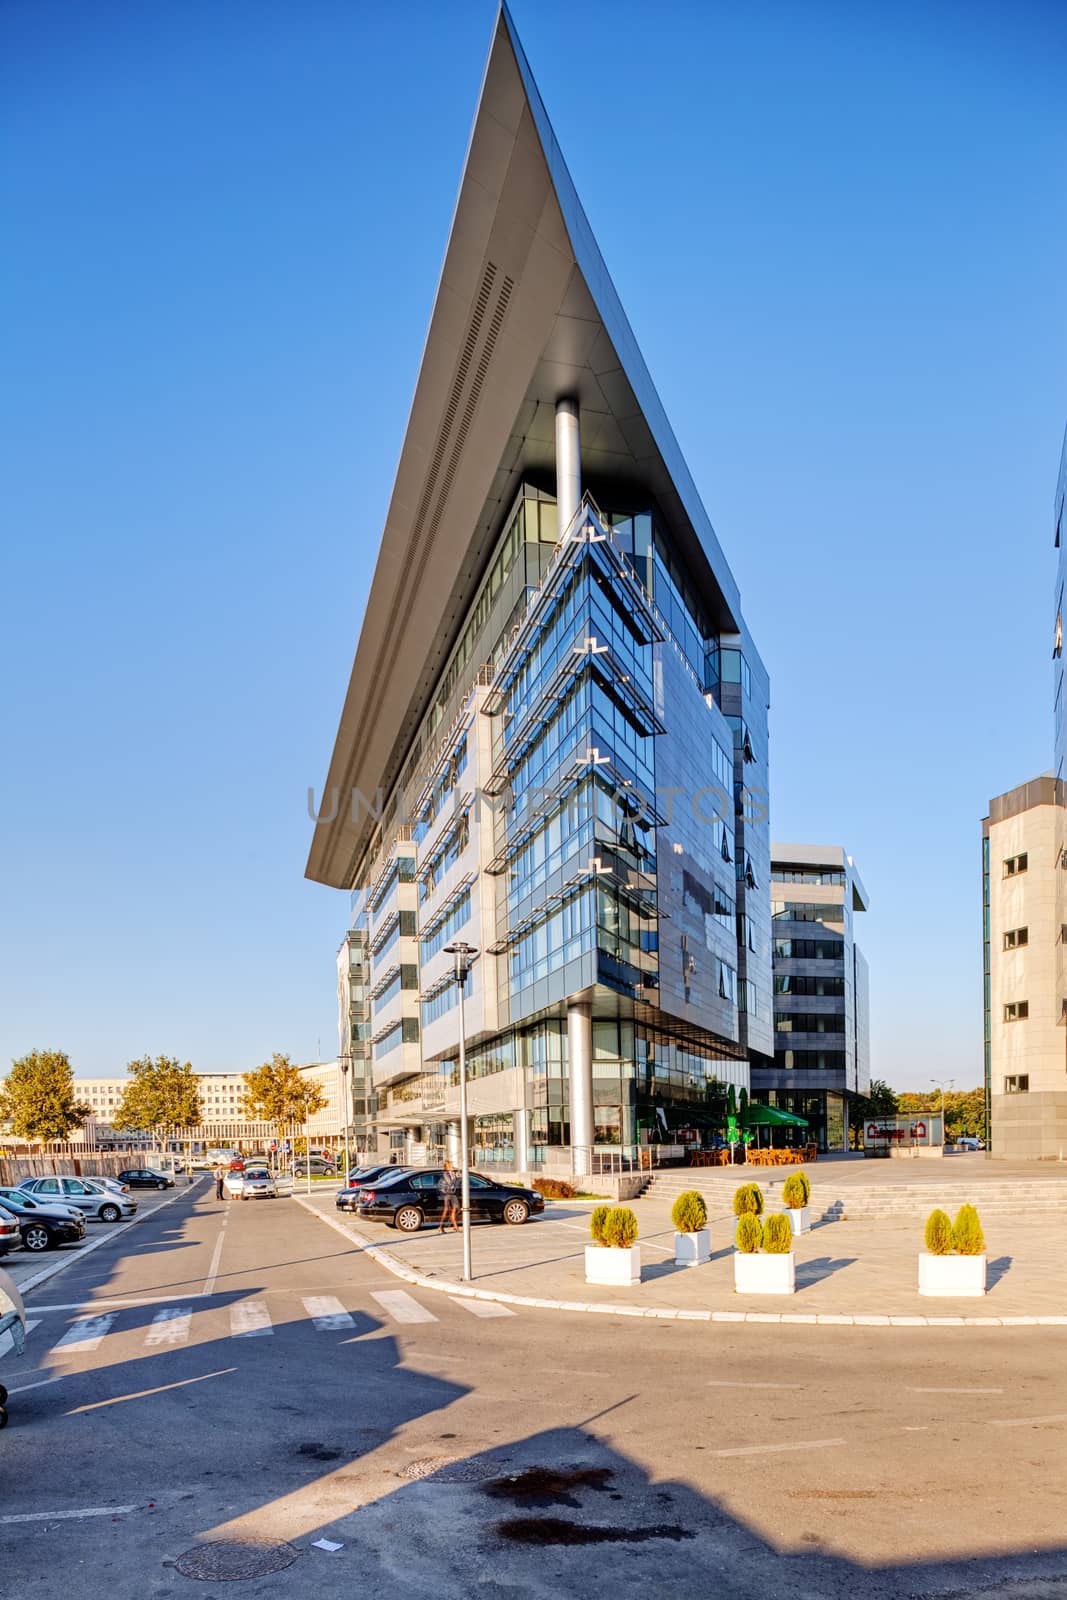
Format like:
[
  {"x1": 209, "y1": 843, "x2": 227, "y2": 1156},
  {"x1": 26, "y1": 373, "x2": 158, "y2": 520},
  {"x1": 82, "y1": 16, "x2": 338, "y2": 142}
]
[
  {"x1": 376, "y1": 1017, "x2": 420, "y2": 1057},
  {"x1": 421, "y1": 970, "x2": 472, "y2": 1029},
  {"x1": 1004, "y1": 1001, "x2": 1029, "y2": 1021},
  {"x1": 373, "y1": 909, "x2": 417, "y2": 965},
  {"x1": 771, "y1": 901, "x2": 845, "y2": 924},
  {"x1": 770, "y1": 868, "x2": 846, "y2": 886},
  {"x1": 774, "y1": 1050, "x2": 847, "y2": 1071},
  {"x1": 1003, "y1": 853, "x2": 1028, "y2": 877},
  {"x1": 773, "y1": 937, "x2": 844, "y2": 960},
  {"x1": 1003, "y1": 926, "x2": 1028, "y2": 949},
  {"x1": 369, "y1": 854, "x2": 416, "y2": 914},
  {"x1": 774, "y1": 975, "x2": 845, "y2": 996},
  {"x1": 421, "y1": 889, "x2": 472, "y2": 961},
  {"x1": 774, "y1": 1013, "x2": 846, "y2": 1034}
]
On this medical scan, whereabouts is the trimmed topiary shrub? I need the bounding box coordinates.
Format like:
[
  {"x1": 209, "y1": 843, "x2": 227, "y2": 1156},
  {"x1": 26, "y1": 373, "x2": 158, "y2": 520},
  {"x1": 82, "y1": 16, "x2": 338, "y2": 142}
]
[
  {"x1": 763, "y1": 1213, "x2": 792, "y2": 1254},
  {"x1": 535, "y1": 1178, "x2": 576, "y2": 1200},
  {"x1": 671, "y1": 1191, "x2": 708, "y2": 1233},
  {"x1": 733, "y1": 1182, "x2": 764, "y2": 1217},
  {"x1": 590, "y1": 1205, "x2": 610, "y2": 1245},
  {"x1": 782, "y1": 1171, "x2": 810, "y2": 1210},
  {"x1": 924, "y1": 1208, "x2": 953, "y2": 1255},
  {"x1": 736, "y1": 1213, "x2": 763, "y2": 1253},
  {"x1": 951, "y1": 1204, "x2": 986, "y2": 1256},
  {"x1": 602, "y1": 1207, "x2": 638, "y2": 1249}
]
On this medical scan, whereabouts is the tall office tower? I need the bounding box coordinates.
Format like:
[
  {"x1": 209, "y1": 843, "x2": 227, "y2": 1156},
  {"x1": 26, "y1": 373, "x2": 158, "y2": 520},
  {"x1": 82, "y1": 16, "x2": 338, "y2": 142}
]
[
  {"x1": 307, "y1": 7, "x2": 773, "y2": 1177},
  {"x1": 757, "y1": 844, "x2": 870, "y2": 1152},
  {"x1": 981, "y1": 423, "x2": 1067, "y2": 1159}
]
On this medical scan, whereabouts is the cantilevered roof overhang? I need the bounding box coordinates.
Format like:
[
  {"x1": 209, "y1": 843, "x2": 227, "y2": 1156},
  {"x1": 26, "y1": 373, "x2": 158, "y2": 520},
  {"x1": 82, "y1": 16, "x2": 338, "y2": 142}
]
[{"x1": 307, "y1": 3, "x2": 745, "y2": 890}]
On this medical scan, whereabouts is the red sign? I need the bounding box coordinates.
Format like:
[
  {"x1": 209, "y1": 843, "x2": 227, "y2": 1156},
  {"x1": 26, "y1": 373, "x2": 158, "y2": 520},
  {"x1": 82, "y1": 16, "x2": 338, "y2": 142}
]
[{"x1": 911, "y1": 1122, "x2": 927, "y2": 1141}]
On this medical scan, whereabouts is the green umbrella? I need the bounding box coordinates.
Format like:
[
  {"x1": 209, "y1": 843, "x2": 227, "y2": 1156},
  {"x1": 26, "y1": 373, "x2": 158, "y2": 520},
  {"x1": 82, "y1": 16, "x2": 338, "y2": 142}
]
[{"x1": 746, "y1": 1104, "x2": 809, "y2": 1128}]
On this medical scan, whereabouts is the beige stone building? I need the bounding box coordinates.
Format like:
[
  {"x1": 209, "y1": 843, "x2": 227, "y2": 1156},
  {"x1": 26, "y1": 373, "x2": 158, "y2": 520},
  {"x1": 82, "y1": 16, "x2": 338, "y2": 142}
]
[{"x1": 983, "y1": 776, "x2": 1067, "y2": 1158}]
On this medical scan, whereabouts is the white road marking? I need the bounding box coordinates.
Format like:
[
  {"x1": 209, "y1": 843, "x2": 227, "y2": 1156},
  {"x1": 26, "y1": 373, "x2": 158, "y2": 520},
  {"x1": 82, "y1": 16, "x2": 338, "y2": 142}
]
[
  {"x1": 988, "y1": 1412, "x2": 1067, "y2": 1428},
  {"x1": 454, "y1": 1298, "x2": 515, "y2": 1318},
  {"x1": 230, "y1": 1300, "x2": 272, "y2": 1337},
  {"x1": 910, "y1": 1386, "x2": 1003, "y2": 1395},
  {"x1": 22, "y1": 1295, "x2": 208, "y2": 1313},
  {"x1": 301, "y1": 1296, "x2": 355, "y2": 1331},
  {"x1": 54, "y1": 1314, "x2": 115, "y2": 1353},
  {"x1": 24, "y1": 1320, "x2": 39, "y2": 1336},
  {"x1": 203, "y1": 1212, "x2": 228, "y2": 1297},
  {"x1": 0, "y1": 1504, "x2": 142, "y2": 1524},
  {"x1": 145, "y1": 1307, "x2": 192, "y2": 1347},
  {"x1": 370, "y1": 1289, "x2": 438, "y2": 1324},
  {"x1": 708, "y1": 1379, "x2": 804, "y2": 1390},
  {"x1": 715, "y1": 1437, "x2": 846, "y2": 1459},
  {"x1": 7, "y1": 1373, "x2": 71, "y2": 1396},
  {"x1": 67, "y1": 1368, "x2": 235, "y2": 1413}
]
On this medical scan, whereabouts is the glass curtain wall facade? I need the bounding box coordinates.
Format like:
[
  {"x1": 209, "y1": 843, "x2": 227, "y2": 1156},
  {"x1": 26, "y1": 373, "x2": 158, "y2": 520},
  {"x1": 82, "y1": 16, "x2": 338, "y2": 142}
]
[
  {"x1": 307, "y1": 8, "x2": 774, "y2": 1176},
  {"x1": 752, "y1": 845, "x2": 870, "y2": 1152}
]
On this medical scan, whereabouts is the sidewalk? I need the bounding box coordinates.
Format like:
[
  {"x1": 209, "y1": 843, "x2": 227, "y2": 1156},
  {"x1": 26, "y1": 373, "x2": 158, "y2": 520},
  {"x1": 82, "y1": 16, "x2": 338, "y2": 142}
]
[{"x1": 298, "y1": 1190, "x2": 1067, "y2": 1327}]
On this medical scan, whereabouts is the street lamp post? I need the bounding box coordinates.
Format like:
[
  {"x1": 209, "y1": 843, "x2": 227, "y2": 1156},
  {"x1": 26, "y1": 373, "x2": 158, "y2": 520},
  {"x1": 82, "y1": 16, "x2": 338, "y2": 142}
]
[
  {"x1": 444, "y1": 940, "x2": 477, "y2": 1283},
  {"x1": 339, "y1": 1053, "x2": 352, "y2": 1178},
  {"x1": 929, "y1": 1077, "x2": 954, "y2": 1147}
]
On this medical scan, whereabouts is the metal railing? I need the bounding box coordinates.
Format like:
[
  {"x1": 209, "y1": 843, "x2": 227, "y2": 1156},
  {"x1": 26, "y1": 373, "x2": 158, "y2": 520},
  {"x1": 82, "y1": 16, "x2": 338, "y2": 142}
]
[{"x1": 569, "y1": 1145, "x2": 661, "y2": 1177}]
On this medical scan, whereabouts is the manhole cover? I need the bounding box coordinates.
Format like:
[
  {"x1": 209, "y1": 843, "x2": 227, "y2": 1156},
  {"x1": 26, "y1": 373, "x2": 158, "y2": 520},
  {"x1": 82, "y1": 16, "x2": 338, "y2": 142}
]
[
  {"x1": 398, "y1": 1457, "x2": 498, "y2": 1483},
  {"x1": 174, "y1": 1540, "x2": 300, "y2": 1581}
]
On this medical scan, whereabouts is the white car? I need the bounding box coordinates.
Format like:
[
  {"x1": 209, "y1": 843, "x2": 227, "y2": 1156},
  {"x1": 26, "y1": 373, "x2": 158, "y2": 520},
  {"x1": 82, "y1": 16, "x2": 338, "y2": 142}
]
[
  {"x1": 18, "y1": 1176, "x2": 137, "y2": 1223},
  {"x1": 955, "y1": 1135, "x2": 985, "y2": 1151}
]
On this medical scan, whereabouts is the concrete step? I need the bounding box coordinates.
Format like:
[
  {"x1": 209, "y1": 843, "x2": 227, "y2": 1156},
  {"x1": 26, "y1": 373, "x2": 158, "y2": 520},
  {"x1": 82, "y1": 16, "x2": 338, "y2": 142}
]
[{"x1": 640, "y1": 1172, "x2": 1067, "y2": 1217}]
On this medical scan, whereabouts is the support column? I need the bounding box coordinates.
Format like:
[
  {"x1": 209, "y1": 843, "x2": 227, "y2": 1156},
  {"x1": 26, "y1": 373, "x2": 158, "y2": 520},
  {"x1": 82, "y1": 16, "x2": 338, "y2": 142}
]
[
  {"x1": 555, "y1": 397, "x2": 581, "y2": 535},
  {"x1": 568, "y1": 1000, "x2": 594, "y2": 1178},
  {"x1": 445, "y1": 1120, "x2": 461, "y2": 1165}
]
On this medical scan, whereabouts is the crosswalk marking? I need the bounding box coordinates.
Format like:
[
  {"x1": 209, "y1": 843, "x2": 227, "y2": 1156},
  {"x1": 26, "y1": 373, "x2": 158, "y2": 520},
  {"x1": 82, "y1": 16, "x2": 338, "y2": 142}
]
[
  {"x1": 230, "y1": 1300, "x2": 272, "y2": 1337},
  {"x1": 370, "y1": 1289, "x2": 438, "y2": 1324},
  {"x1": 301, "y1": 1296, "x2": 354, "y2": 1332},
  {"x1": 55, "y1": 1314, "x2": 115, "y2": 1353},
  {"x1": 24, "y1": 1320, "x2": 40, "y2": 1336},
  {"x1": 455, "y1": 1297, "x2": 515, "y2": 1318},
  {"x1": 145, "y1": 1307, "x2": 192, "y2": 1346}
]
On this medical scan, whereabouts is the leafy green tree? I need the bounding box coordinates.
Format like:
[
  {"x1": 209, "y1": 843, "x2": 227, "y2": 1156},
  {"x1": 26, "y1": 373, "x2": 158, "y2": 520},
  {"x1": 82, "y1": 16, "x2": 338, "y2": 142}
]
[
  {"x1": 115, "y1": 1056, "x2": 202, "y2": 1149},
  {"x1": 848, "y1": 1079, "x2": 899, "y2": 1146},
  {"x1": 0, "y1": 1049, "x2": 91, "y2": 1146},
  {"x1": 240, "y1": 1053, "x2": 328, "y2": 1157},
  {"x1": 898, "y1": 1088, "x2": 985, "y2": 1140}
]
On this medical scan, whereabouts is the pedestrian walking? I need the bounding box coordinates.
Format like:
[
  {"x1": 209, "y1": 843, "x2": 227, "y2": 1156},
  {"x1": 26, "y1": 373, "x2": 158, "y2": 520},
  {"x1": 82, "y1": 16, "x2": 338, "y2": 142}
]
[
  {"x1": 215, "y1": 1165, "x2": 225, "y2": 1201},
  {"x1": 438, "y1": 1160, "x2": 461, "y2": 1233}
]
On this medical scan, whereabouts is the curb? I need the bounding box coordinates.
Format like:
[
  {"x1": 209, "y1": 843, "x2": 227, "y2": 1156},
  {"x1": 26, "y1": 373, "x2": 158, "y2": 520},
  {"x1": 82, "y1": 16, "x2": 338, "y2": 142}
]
[
  {"x1": 16, "y1": 1177, "x2": 205, "y2": 1300},
  {"x1": 292, "y1": 1195, "x2": 1067, "y2": 1329}
]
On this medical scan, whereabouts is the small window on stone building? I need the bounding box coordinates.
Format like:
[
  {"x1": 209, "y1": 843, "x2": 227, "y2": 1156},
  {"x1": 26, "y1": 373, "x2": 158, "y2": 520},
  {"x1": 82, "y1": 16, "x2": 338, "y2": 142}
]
[{"x1": 1004, "y1": 1075, "x2": 1029, "y2": 1093}]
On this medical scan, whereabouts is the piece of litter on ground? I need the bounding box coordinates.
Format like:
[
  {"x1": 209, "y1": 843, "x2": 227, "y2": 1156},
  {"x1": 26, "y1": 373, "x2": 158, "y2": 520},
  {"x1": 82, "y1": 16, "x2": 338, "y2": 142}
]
[{"x1": 311, "y1": 1538, "x2": 343, "y2": 1552}]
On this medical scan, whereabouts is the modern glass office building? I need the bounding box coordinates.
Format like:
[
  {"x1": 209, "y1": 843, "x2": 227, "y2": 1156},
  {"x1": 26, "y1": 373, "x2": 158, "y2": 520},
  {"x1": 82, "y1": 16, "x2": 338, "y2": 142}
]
[
  {"x1": 754, "y1": 844, "x2": 870, "y2": 1152},
  {"x1": 307, "y1": 6, "x2": 773, "y2": 1176}
]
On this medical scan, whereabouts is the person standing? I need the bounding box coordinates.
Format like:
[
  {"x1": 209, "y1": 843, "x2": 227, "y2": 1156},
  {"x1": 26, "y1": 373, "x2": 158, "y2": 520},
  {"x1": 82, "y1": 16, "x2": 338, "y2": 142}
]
[
  {"x1": 438, "y1": 1160, "x2": 460, "y2": 1234},
  {"x1": 215, "y1": 1164, "x2": 225, "y2": 1201}
]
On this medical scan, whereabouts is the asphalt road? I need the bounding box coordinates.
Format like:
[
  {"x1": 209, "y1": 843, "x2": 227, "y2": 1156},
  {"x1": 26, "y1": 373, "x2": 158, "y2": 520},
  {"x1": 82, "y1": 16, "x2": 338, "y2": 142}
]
[{"x1": 3, "y1": 1181, "x2": 1067, "y2": 1599}]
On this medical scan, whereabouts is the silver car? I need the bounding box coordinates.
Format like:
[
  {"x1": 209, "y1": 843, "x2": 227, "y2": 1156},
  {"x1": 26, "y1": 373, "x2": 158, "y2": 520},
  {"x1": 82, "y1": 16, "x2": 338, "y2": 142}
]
[
  {"x1": 235, "y1": 1167, "x2": 277, "y2": 1201},
  {"x1": 18, "y1": 1176, "x2": 137, "y2": 1223}
]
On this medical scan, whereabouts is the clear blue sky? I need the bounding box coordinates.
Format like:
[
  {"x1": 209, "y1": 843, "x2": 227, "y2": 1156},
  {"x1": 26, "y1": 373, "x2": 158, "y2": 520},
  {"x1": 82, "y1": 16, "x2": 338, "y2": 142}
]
[{"x1": 2, "y1": 0, "x2": 1064, "y2": 1090}]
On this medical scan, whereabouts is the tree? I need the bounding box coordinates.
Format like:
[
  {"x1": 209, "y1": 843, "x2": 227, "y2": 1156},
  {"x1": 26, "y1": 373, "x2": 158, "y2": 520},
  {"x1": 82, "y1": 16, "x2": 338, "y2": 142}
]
[
  {"x1": 899, "y1": 1088, "x2": 985, "y2": 1141},
  {"x1": 848, "y1": 1079, "x2": 898, "y2": 1148},
  {"x1": 115, "y1": 1056, "x2": 202, "y2": 1150},
  {"x1": 0, "y1": 1050, "x2": 91, "y2": 1146},
  {"x1": 240, "y1": 1053, "x2": 328, "y2": 1157}
]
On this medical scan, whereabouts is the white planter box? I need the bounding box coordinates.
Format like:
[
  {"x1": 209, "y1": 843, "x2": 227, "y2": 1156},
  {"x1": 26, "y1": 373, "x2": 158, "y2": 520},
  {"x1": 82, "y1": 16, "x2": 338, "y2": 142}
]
[
  {"x1": 918, "y1": 1253, "x2": 986, "y2": 1297},
  {"x1": 674, "y1": 1227, "x2": 710, "y2": 1266},
  {"x1": 585, "y1": 1244, "x2": 641, "y2": 1287},
  {"x1": 734, "y1": 1251, "x2": 796, "y2": 1295},
  {"x1": 787, "y1": 1206, "x2": 810, "y2": 1235}
]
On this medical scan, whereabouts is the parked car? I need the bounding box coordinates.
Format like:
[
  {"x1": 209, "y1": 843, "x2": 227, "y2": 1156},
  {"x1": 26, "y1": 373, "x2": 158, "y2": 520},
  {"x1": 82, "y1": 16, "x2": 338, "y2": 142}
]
[
  {"x1": 116, "y1": 1168, "x2": 175, "y2": 1190},
  {"x1": 0, "y1": 1267, "x2": 29, "y2": 1426},
  {"x1": 0, "y1": 1194, "x2": 87, "y2": 1253},
  {"x1": 357, "y1": 1169, "x2": 544, "y2": 1232},
  {"x1": 234, "y1": 1167, "x2": 277, "y2": 1201},
  {"x1": 955, "y1": 1135, "x2": 986, "y2": 1151},
  {"x1": 335, "y1": 1166, "x2": 407, "y2": 1210},
  {"x1": 289, "y1": 1156, "x2": 336, "y2": 1177},
  {"x1": 91, "y1": 1176, "x2": 132, "y2": 1196},
  {"x1": 18, "y1": 1176, "x2": 137, "y2": 1223},
  {"x1": 0, "y1": 1206, "x2": 22, "y2": 1258},
  {"x1": 0, "y1": 1185, "x2": 83, "y2": 1224}
]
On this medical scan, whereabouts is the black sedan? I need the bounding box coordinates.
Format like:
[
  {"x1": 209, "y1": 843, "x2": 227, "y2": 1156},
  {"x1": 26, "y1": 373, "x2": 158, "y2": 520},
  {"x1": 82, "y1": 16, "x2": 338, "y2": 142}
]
[
  {"x1": 117, "y1": 1168, "x2": 174, "y2": 1190},
  {"x1": 335, "y1": 1165, "x2": 408, "y2": 1211},
  {"x1": 0, "y1": 1195, "x2": 86, "y2": 1254},
  {"x1": 357, "y1": 1169, "x2": 544, "y2": 1232}
]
